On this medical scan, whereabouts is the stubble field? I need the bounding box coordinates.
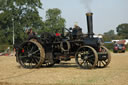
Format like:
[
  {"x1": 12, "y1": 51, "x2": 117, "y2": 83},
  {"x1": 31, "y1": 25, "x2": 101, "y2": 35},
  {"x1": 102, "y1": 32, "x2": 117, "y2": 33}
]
[{"x1": 0, "y1": 52, "x2": 128, "y2": 85}]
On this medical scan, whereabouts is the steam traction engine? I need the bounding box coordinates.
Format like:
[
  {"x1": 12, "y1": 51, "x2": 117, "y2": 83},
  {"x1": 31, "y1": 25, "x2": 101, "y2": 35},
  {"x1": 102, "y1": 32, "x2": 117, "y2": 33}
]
[{"x1": 16, "y1": 13, "x2": 111, "y2": 69}]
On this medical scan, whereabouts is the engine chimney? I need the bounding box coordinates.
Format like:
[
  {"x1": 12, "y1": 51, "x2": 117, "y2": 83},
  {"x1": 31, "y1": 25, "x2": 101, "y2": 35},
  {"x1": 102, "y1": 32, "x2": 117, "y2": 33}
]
[{"x1": 86, "y1": 12, "x2": 94, "y2": 38}]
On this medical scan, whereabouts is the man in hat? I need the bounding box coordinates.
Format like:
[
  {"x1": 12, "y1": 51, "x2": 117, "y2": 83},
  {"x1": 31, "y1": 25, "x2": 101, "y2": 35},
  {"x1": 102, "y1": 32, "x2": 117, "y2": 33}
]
[{"x1": 72, "y1": 23, "x2": 82, "y2": 39}]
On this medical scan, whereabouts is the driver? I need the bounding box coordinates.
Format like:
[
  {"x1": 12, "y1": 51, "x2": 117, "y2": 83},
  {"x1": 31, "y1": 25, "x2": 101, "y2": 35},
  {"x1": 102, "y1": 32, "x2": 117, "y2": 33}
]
[{"x1": 72, "y1": 23, "x2": 82, "y2": 39}]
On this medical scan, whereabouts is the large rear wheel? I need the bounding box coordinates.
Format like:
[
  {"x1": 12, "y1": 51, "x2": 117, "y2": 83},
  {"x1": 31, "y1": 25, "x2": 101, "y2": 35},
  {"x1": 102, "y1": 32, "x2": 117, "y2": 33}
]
[
  {"x1": 75, "y1": 46, "x2": 98, "y2": 69},
  {"x1": 17, "y1": 40, "x2": 45, "y2": 69}
]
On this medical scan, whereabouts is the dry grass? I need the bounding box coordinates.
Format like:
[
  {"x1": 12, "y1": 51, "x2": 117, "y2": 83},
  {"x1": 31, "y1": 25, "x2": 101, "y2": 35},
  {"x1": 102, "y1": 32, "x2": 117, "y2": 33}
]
[{"x1": 0, "y1": 52, "x2": 128, "y2": 85}]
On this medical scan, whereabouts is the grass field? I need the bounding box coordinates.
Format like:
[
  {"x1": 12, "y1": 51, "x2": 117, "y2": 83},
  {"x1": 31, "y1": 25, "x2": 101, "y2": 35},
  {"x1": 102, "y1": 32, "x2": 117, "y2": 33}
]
[{"x1": 0, "y1": 52, "x2": 128, "y2": 85}]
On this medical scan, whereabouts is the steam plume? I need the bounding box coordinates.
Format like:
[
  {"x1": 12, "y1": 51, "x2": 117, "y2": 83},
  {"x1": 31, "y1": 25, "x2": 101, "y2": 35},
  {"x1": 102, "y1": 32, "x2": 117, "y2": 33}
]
[{"x1": 80, "y1": 0, "x2": 93, "y2": 12}]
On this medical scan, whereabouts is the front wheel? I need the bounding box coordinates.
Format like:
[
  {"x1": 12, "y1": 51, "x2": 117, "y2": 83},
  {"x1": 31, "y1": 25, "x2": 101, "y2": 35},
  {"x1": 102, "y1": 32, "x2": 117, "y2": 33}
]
[
  {"x1": 75, "y1": 46, "x2": 98, "y2": 69},
  {"x1": 96, "y1": 46, "x2": 111, "y2": 68}
]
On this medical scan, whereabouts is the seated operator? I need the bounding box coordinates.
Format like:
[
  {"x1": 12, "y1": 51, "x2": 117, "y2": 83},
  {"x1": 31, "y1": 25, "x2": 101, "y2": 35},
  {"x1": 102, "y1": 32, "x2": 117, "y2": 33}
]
[
  {"x1": 26, "y1": 28, "x2": 37, "y2": 40},
  {"x1": 72, "y1": 23, "x2": 82, "y2": 39}
]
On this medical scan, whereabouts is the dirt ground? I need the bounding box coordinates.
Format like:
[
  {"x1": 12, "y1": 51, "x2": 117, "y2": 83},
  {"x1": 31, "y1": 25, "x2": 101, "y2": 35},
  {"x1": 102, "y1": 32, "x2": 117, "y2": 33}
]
[{"x1": 0, "y1": 52, "x2": 128, "y2": 85}]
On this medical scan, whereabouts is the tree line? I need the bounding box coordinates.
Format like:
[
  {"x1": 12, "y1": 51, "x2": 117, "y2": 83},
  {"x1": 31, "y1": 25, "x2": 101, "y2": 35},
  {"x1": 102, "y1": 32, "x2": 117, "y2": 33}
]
[{"x1": 103, "y1": 24, "x2": 128, "y2": 42}]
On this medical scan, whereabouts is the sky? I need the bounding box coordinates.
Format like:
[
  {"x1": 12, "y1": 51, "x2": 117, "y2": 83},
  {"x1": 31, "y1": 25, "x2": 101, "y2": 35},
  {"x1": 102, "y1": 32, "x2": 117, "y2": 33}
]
[{"x1": 39, "y1": 0, "x2": 128, "y2": 34}]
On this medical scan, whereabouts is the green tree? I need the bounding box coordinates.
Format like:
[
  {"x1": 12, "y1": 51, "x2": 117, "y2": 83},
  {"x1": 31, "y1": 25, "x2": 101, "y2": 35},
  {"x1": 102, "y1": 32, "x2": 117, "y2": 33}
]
[
  {"x1": 104, "y1": 30, "x2": 115, "y2": 36},
  {"x1": 45, "y1": 8, "x2": 66, "y2": 33},
  {"x1": 0, "y1": 0, "x2": 44, "y2": 44},
  {"x1": 116, "y1": 23, "x2": 128, "y2": 39},
  {"x1": 103, "y1": 30, "x2": 115, "y2": 41}
]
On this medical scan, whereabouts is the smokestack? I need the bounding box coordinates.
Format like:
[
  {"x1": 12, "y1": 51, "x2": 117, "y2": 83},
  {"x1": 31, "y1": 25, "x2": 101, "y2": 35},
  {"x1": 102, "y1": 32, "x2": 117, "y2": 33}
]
[{"x1": 86, "y1": 12, "x2": 94, "y2": 38}]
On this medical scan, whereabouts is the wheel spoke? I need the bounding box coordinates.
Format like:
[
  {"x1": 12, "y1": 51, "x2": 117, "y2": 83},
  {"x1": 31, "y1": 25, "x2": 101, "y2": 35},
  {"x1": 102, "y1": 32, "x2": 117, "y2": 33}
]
[
  {"x1": 31, "y1": 50, "x2": 40, "y2": 55},
  {"x1": 31, "y1": 57, "x2": 39, "y2": 64},
  {"x1": 29, "y1": 46, "x2": 34, "y2": 53},
  {"x1": 88, "y1": 59, "x2": 94, "y2": 65},
  {"x1": 86, "y1": 61, "x2": 89, "y2": 67},
  {"x1": 101, "y1": 61, "x2": 106, "y2": 66},
  {"x1": 83, "y1": 60, "x2": 86, "y2": 67},
  {"x1": 80, "y1": 60, "x2": 84, "y2": 65},
  {"x1": 88, "y1": 54, "x2": 94, "y2": 59}
]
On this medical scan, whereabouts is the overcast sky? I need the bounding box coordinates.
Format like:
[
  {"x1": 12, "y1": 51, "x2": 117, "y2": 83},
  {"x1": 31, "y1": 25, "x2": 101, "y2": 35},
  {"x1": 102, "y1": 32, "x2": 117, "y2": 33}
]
[{"x1": 39, "y1": 0, "x2": 128, "y2": 34}]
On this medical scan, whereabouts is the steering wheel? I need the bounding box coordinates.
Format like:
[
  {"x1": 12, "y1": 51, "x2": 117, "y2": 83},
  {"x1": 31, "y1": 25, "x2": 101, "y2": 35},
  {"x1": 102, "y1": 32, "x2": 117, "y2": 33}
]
[{"x1": 64, "y1": 28, "x2": 72, "y2": 38}]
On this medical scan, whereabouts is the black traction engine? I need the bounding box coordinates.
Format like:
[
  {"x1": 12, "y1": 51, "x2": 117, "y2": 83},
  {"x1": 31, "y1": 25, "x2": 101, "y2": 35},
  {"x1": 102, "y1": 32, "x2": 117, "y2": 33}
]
[{"x1": 15, "y1": 13, "x2": 111, "y2": 69}]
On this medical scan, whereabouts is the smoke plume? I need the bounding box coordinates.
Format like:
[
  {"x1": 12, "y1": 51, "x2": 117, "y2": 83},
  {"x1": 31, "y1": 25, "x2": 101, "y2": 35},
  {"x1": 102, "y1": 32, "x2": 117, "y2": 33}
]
[{"x1": 80, "y1": 0, "x2": 93, "y2": 12}]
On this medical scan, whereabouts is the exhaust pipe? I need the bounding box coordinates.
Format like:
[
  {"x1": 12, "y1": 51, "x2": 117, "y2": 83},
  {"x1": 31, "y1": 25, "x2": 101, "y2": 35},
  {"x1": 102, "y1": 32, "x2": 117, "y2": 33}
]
[{"x1": 86, "y1": 12, "x2": 94, "y2": 38}]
